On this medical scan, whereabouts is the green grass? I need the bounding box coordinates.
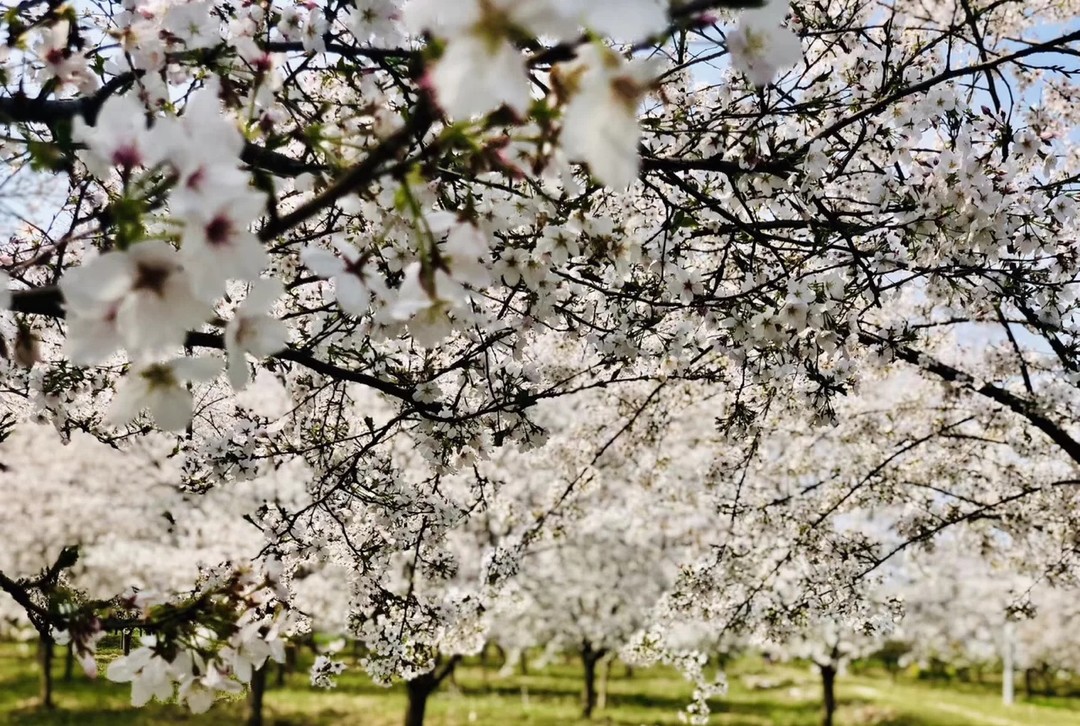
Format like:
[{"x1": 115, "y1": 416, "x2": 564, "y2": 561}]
[{"x1": 2, "y1": 642, "x2": 1079, "y2": 725}]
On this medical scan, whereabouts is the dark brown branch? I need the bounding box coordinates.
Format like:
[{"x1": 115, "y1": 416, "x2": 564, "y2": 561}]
[
  {"x1": 186, "y1": 331, "x2": 428, "y2": 407},
  {"x1": 527, "y1": 0, "x2": 764, "y2": 66},
  {"x1": 0, "y1": 569, "x2": 50, "y2": 633},
  {"x1": 996, "y1": 306, "x2": 1034, "y2": 395},
  {"x1": 240, "y1": 144, "x2": 327, "y2": 178},
  {"x1": 642, "y1": 152, "x2": 795, "y2": 177},
  {"x1": 0, "y1": 73, "x2": 137, "y2": 127},
  {"x1": 256, "y1": 101, "x2": 434, "y2": 242},
  {"x1": 0, "y1": 92, "x2": 324, "y2": 179},
  {"x1": 1014, "y1": 303, "x2": 1079, "y2": 379},
  {"x1": 806, "y1": 28, "x2": 1080, "y2": 150},
  {"x1": 9, "y1": 288, "x2": 431, "y2": 410},
  {"x1": 859, "y1": 329, "x2": 1080, "y2": 466},
  {"x1": 433, "y1": 654, "x2": 462, "y2": 685},
  {"x1": 262, "y1": 40, "x2": 413, "y2": 60}
]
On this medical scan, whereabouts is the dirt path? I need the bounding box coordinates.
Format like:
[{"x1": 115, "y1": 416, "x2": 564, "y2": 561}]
[{"x1": 849, "y1": 684, "x2": 1026, "y2": 726}]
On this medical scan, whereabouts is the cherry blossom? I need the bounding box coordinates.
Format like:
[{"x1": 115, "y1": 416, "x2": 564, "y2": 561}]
[
  {"x1": 559, "y1": 46, "x2": 659, "y2": 189},
  {"x1": 388, "y1": 215, "x2": 492, "y2": 345},
  {"x1": 3, "y1": 0, "x2": 1080, "y2": 718},
  {"x1": 225, "y1": 279, "x2": 289, "y2": 390},
  {"x1": 109, "y1": 639, "x2": 175, "y2": 706},
  {"x1": 310, "y1": 655, "x2": 348, "y2": 688},
  {"x1": 72, "y1": 94, "x2": 158, "y2": 179},
  {"x1": 150, "y1": 79, "x2": 249, "y2": 213},
  {"x1": 579, "y1": 0, "x2": 668, "y2": 40},
  {"x1": 108, "y1": 357, "x2": 221, "y2": 431},
  {"x1": 726, "y1": 0, "x2": 802, "y2": 87},
  {"x1": 165, "y1": 2, "x2": 221, "y2": 50},
  {"x1": 301, "y1": 240, "x2": 385, "y2": 316},
  {"x1": 403, "y1": 0, "x2": 560, "y2": 118},
  {"x1": 60, "y1": 242, "x2": 210, "y2": 360},
  {"x1": 179, "y1": 189, "x2": 269, "y2": 299}
]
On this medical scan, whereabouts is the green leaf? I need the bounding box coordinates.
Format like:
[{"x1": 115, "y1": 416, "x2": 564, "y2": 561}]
[{"x1": 26, "y1": 140, "x2": 66, "y2": 172}]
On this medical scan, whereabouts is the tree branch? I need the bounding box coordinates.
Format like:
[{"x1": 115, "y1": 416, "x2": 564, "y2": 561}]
[
  {"x1": 9, "y1": 288, "x2": 433, "y2": 411},
  {"x1": 256, "y1": 101, "x2": 434, "y2": 242},
  {"x1": 859, "y1": 329, "x2": 1080, "y2": 466}
]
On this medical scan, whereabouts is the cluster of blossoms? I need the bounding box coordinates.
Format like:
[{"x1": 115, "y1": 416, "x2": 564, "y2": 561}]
[
  {"x1": 27, "y1": 0, "x2": 803, "y2": 433},
  {"x1": 59, "y1": 80, "x2": 288, "y2": 430},
  {"x1": 0, "y1": 425, "x2": 315, "y2": 707},
  {"x1": 309, "y1": 654, "x2": 348, "y2": 688},
  {"x1": 0, "y1": 0, "x2": 812, "y2": 449},
  {"x1": 106, "y1": 605, "x2": 291, "y2": 712},
  {"x1": 2, "y1": 0, "x2": 1080, "y2": 719}
]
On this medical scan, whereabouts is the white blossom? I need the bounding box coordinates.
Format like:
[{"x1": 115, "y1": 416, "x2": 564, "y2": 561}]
[
  {"x1": 72, "y1": 95, "x2": 159, "y2": 179},
  {"x1": 61, "y1": 242, "x2": 210, "y2": 361},
  {"x1": 727, "y1": 0, "x2": 802, "y2": 87},
  {"x1": 560, "y1": 47, "x2": 659, "y2": 189},
  {"x1": 108, "y1": 357, "x2": 222, "y2": 432},
  {"x1": 301, "y1": 240, "x2": 385, "y2": 316},
  {"x1": 225, "y1": 279, "x2": 289, "y2": 390},
  {"x1": 179, "y1": 190, "x2": 269, "y2": 299}
]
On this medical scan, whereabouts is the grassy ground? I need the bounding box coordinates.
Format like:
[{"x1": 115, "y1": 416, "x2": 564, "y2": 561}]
[{"x1": 1, "y1": 642, "x2": 1079, "y2": 725}]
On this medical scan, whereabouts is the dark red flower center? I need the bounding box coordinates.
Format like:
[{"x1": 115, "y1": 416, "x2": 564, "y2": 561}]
[
  {"x1": 111, "y1": 143, "x2": 142, "y2": 170},
  {"x1": 133, "y1": 262, "x2": 171, "y2": 296},
  {"x1": 205, "y1": 215, "x2": 233, "y2": 246}
]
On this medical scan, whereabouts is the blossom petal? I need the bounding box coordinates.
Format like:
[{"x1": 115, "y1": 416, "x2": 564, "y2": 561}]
[
  {"x1": 243, "y1": 278, "x2": 285, "y2": 314},
  {"x1": 227, "y1": 347, "x2": 251, "y2": 391},
  {"x1": 301, "y1": 247, "x2": 346, "y2": 277},
  {"x1": 148, "y1": 386, "x2": 195, "y2": 432},
  {"x1": 171, "y1": 356, "x2": 223, "y2": 383}
]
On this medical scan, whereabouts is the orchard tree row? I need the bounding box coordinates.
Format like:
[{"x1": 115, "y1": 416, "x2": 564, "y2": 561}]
[{"x1": 2, "y1": 0, "x2": 1080, "y2": 724}]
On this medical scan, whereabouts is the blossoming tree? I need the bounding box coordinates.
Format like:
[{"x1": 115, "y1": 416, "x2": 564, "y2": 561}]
[
  {"x1": 0, "y1": 421, "x2": 305, "y2": 712},
  {"x1": 492, "y1": 393, "x2": 719, "y2": 719},
  {"x1": 2, "y1": 0, "x2": 1080, "y2": 717}
]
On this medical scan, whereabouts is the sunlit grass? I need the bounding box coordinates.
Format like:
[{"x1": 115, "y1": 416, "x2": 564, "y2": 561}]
[{"x1": 1, "y1": 642, "x2": 1079, "y2": 725}]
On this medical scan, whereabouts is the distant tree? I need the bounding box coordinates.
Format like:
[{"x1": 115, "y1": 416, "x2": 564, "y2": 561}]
[{"x1": 2, "y1": 0, "x2": 1080, "y2": 717}]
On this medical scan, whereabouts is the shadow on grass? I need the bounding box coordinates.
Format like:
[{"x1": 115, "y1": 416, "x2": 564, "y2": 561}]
[
  {"x1": 5, "y1": 707, "x2": 155, "y2": 725},
  {"x1": 451, "y1": 676, "x2": 890, "y2": 726},
  {"x1": 0, "y1": 659, "x2": 225, "y2": 725},
  {"x1": 0, "y1": 651, "x2": 1022, "y2": 726}
]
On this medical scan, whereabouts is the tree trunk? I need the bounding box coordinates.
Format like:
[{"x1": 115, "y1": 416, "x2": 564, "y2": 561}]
[
  {"x1": 712, "y1": 651, "x2": 729, "y2": 672},
  {"x1": 63, "y1": 641, "x2": 74, "y2": 682},
  {"x1": 492, "y1": 642, "x2": 507, "y2": 670},
  {"x1": 931, "y1": 658, "x2": 948, "y2": 680},
  {"x1": 597, "y1": 655, "x2": 613, "y2": 711},
  {"x1": 1003, "y1": 622, "x2": 1015, "y2": 705},
  {"x1": 518, "y1": 649, "x2": 529, "y2": 676},
  {"x1": 480, "y1": 642, "x2": 490, "y2": 686},
  {"x1": 1040, "y1": 663, "x2": 1055, "y2": 697},
  {"x1": 404, "y1": 675, "x2": 435, "y2": 726},
  {"x1": 121, "y1": 630, "x2": 132, "y2": 655},
  {"x1": 248, "y1": 664, "x2": 267, "y2": 726},
  {"x1": 276, "y1": 642, "x2": 297, "y2": 687},
  {"x1": 38, "y1": 633, "x2": 55, "y2": 709},
  {"x1": 403, "y1": 656, "x2": 459, "y2": 726},
  {"x1": 1023, "y1": 668, "x2": 1033, "y2": 699},
  {"x1": 583, "y1": 655, "x2": 598, "y2": 719},
  {"x1": 819, "y1": 663, "x2": 837, "y2": 726},
  {"x1": 581, "y1": 644, "x2": 606, "y2": 719}
]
